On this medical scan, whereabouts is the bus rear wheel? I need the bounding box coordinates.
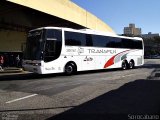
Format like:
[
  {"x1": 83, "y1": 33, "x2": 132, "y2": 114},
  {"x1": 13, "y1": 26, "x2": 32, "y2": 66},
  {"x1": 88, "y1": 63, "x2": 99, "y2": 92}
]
[
  {"x1": 129, "y1": 60, "x2": 135, "y2": 69},
  {"x1": 122, "y1": 61, "x2": 128, "y2": 70},
  {"x1": 65, "y1": 63, "x2": 76, "y2": 75}
]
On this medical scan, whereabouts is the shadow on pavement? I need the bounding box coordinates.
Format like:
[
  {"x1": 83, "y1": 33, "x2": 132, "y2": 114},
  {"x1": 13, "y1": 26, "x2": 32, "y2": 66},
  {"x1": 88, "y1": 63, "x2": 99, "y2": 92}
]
[
  {"x1": 47, "y1": 79, "x2": 160, "y2": 120},
  {"x1": 0, "y1": 61, "x2": 154, "y2": 81},
  {"x1": 0, "y1": 68, "x2": 127, "y2": 81},
  {"x1": 0, "y1": 61, "x2": 158, "y2": 81},
  {"x1": 0, "y1": 73, "x2": 62, "y2": 81}
]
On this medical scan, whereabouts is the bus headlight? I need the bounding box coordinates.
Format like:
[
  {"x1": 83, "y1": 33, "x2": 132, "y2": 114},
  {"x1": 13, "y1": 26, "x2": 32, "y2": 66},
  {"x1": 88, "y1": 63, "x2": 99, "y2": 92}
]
[{"x1": 34, "y1": 63, "x2": 41, "y2": 66}]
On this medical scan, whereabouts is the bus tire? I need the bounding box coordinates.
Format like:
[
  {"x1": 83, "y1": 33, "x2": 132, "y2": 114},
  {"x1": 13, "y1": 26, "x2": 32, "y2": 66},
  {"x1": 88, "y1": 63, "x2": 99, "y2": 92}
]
[
  {"x1": 64, "y1": 62, "x2": 77, "y2": 75},
  {"x1": 129, "y1": 60, "x2": 135, "y2": 69},
  {"x1": 122, "y1": 61, "x2": 128, "y2": 70}
]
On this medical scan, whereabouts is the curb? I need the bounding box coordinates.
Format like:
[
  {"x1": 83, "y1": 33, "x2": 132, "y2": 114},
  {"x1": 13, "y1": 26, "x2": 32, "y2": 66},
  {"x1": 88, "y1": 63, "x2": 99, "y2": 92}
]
[{"x1": 0, "y1": 68, "x2": 23, "y2": 74}]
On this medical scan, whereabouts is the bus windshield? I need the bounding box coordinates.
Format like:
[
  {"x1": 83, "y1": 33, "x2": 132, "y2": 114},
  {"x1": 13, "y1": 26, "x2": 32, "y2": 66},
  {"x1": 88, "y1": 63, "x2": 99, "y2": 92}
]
[
  {"x1": 24, "y1": 30, "x2": 44, "y2": 60},
  {"x1": 24, "y1": 29, "x2": 62, "y2": 62}
]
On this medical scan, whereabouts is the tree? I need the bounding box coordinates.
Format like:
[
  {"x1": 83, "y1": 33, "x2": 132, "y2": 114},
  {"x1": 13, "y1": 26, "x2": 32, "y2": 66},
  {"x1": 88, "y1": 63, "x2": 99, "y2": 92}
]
[{"x1": 143, "y1": 36, "x2": 160, "y2": 57}]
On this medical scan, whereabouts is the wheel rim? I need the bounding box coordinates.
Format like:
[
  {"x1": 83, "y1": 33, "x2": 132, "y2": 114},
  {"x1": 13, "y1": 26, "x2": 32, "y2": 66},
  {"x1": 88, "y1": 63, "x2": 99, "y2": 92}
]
[
  {"x1": 65, "y1": 65, "x2": 73, "y2": 74},
  {"x1": 122, "y1": 62, "x2": 127, "y2": 70},
  {"x1": 129, "y1": 61, "x2": 134, "y2": 69}
]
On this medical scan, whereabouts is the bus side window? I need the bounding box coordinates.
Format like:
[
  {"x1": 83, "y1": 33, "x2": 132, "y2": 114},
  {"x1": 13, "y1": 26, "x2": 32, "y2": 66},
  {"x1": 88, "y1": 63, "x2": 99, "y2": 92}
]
[{"x1": 86, "y1": 34, "x2": 93, "y2": 46}]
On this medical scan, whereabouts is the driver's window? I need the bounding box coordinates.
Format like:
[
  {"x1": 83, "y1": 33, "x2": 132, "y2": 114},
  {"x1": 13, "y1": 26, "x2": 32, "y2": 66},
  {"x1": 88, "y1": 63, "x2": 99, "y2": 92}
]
[
  {"x1": 44, "y1": 40, "x2": 56, "y2": 62},
  {"x1": 44, "y1": 29, "x2": 62, "y2": 62}
]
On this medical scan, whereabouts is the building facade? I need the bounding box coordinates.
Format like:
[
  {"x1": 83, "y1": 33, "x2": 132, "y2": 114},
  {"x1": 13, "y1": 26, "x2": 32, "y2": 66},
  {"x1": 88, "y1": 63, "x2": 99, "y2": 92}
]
[
  {"x1": 0, "y1": 0, "x2": 115, "y2": 52},
  {"x1": 124, "y1": 24, "x2": 141, "y2": 36},
  {"x1": 0, "y1": 0, "x2": 115, "y2": 67}
]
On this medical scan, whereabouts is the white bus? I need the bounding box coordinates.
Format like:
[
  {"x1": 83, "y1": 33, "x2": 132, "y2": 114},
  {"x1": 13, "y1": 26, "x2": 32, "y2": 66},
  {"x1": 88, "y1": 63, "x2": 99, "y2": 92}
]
[{"x1": 22, "y1": 27, "x2": 144, "y2": 75}]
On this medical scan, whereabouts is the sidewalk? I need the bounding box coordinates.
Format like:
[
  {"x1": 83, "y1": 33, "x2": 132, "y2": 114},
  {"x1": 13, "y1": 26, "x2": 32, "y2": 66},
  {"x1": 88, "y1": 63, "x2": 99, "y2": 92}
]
[{"x1": 0, "y1": 67, "x2": 23, "y2": 74}]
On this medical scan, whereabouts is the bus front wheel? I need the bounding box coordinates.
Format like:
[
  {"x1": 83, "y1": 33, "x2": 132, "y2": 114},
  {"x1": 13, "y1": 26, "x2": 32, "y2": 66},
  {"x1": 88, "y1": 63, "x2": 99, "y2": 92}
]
[{"x1": 64, "y1": 63, "x2": 76, "y2": 75}]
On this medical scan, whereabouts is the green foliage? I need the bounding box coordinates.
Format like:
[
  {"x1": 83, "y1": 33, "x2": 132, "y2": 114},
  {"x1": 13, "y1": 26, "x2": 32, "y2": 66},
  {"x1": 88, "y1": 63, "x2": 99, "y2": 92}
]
[{"x1": 143, "y1": 36, "x2": 160, "y2": 56}]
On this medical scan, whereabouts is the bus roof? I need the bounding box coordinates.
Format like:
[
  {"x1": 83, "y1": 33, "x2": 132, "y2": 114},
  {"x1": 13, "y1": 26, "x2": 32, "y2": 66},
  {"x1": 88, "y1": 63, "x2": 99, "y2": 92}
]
[{"x1": 30, "y1": 26, "x2": 143, "y2": 41}]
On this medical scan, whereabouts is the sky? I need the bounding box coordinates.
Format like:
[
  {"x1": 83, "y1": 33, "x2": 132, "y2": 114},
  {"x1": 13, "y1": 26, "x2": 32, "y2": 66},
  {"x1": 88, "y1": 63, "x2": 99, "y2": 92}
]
[{"x1": 72, "y1": 0, "x2": 160, "y2": 34}]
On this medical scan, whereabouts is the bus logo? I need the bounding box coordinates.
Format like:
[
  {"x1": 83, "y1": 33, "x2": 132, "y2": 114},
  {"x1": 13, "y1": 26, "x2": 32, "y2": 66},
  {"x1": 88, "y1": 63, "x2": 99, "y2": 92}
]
[{"x1": 78, "y1": 47, "x2": 84, "y2": 55}]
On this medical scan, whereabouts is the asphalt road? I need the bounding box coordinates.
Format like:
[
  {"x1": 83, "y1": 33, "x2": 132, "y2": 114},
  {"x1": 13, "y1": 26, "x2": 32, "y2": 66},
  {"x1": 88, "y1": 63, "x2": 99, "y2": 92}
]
[{"x1": 0, "y1": 59, "x2": 160, "y2": 120}]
